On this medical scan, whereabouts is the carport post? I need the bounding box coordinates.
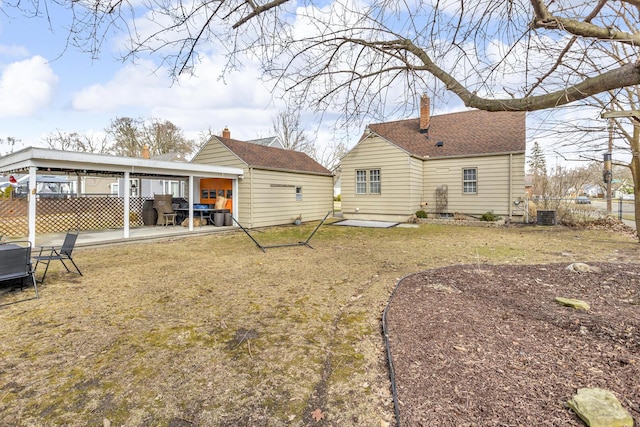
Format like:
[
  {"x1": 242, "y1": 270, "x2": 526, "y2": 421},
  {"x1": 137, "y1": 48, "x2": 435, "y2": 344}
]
[
  {"x1": 232, "y1": 177, "x2": 239, "y2": 224},
  {"x1": 124, "y1": 171, "x2": 130, "y2": 238},
  {"x1": 188, "y1": 176, "x2": 194, "y2": 231},
  {"x1": 28, "y1": 167, "x2": 37, "y2": 246}
]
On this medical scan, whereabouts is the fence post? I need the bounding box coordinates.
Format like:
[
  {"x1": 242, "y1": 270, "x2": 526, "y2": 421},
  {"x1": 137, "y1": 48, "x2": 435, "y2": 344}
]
[{"x1": 618, "y1": 197, "x2": 623, "y2": 221}]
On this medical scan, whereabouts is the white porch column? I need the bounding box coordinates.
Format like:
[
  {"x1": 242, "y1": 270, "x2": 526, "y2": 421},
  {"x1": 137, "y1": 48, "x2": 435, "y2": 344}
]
[
  {"x1": 188, "y1": 176, "x2": 194, "y2": 231},
  {"x1": 232, "y1": 177, "x2": 239, "y2": 225},
  {"x1": 124, "y1": 172, "x2": 130, "y2": 238},
  {"x1": 28, "y1": 167, "x2": 37, "y2": 246}
]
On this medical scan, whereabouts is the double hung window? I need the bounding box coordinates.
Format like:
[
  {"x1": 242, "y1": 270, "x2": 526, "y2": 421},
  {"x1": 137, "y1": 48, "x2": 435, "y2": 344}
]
[
  {"x1": 463, "y1": 168, "x2": 477, "y2": 194},
  {"x1": 356, "y1": 169, "x2": 381, "y2": 194}
]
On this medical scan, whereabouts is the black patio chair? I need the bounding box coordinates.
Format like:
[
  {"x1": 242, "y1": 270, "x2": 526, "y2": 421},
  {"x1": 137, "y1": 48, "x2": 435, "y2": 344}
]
[
  {"x1": 33, "y1": 230, "x2": 82, "y2": 283},
  {"x1": 0, "y1": 241, "x2": 38, "y2": 299}
]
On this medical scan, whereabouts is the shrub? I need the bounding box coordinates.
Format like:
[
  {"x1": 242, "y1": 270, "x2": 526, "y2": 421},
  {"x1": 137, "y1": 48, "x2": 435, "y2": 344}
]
[
  {"x1": 481, "y1": 211, "x2": 501, "y2": 222},
  {"x1": 334, "y1": 194, "x2": 341, "y2": 201},
  {"x1": 0, "y1": 186, "x2": 13, "y2": 199},
  {"x1": 415, "y1": 210, "x2": 428, "y2": 218}
]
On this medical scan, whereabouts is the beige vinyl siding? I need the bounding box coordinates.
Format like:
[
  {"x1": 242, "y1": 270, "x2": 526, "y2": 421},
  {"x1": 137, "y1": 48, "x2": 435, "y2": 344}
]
[
  {"x1": 423, "y1": 153, "x2": 525, "y2": 217},
  {"x1": 408, "y1": 156, "x2": 424, "y2": 213},
  {"x1": 192, "y1": 139, "x2": 246, "y2": 169},
  {"x1": 83, "y1": 177, "x2": 116, "y2": 195},
  {"x1": 193, "y1": 138, "x2": 332, "y2": 228},
  {"x1": 341, "y1": 136, "x2": 418, "y2": 221},
  {"x1": 191, "y1": 139, "x2": 250, "y2": 221},
  {"x1": 243, "y1": 169, "x2": 333, "y2": 228}
]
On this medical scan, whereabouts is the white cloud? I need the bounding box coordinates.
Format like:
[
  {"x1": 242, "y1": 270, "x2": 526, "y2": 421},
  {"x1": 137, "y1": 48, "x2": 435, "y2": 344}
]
[
  {"x1": 72, "y1": 54, "x2": 274, "y2": 110},
  {"x1": 0, "y1": 44, "x2": 30, "y2": 57},
  {"x1": 70, "y1": 53, "x2": 282, "y2": 139},
  {"x1": 71, "y1": 59, "x2": 171, "y2": 111},
  {"x1": 0, "y1": 56, "x2": 58, "y2": 118}
]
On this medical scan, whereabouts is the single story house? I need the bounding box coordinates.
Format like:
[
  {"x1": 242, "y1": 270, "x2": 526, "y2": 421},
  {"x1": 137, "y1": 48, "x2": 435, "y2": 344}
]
[
  {"x1": 192, "y1": 128, "x2": 333, "y2": 228},
  {"x1": 340, "y1": 95, "x2": 526, "y2": 222}
]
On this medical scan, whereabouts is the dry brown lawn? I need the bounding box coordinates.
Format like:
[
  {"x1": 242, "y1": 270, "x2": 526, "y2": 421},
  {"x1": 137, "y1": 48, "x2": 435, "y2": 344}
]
[{"x1": 0, "y1": 221, "x2": 638, "y2": 426}]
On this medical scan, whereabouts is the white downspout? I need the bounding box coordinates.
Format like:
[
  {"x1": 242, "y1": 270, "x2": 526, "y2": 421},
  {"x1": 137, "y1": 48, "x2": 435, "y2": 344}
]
[{"x1": 249, "y1": 167, "x2": 253, "y2": 227}]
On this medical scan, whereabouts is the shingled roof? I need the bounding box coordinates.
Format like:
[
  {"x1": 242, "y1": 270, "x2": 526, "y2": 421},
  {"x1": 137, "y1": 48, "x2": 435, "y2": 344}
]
[
  {"x1": 368, "y1": 109, "x2": 526, "y2": 158},
  {"x1": 216, "y1": 137, "x2": 332, "y2": 175}
]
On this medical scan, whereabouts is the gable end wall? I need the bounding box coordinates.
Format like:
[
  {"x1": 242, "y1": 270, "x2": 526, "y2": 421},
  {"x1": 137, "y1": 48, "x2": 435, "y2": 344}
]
[
  {"x1": 423, "y1": 153, "x2": 525, "y2": 217},
  {"x1": 193, "y1": 139, "x2": 333, "y2": 228},
  {"x1": 341, "y1": 135, "x2": 422, "y2": 221}
]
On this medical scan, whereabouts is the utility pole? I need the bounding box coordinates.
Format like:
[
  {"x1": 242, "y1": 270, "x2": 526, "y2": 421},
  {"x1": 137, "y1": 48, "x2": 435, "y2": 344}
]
[
  {"x1": 604, "y1": 119, "x2": 613, "y2": 215},
  {"x1": 601, "y1": 110, "x2": 640, "y2": 230}
]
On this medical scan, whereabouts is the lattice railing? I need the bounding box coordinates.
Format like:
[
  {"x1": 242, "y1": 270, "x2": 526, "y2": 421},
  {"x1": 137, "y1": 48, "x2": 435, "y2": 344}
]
[{"x1": 0, "y1": 197, "x2": 149, "y2": 237}]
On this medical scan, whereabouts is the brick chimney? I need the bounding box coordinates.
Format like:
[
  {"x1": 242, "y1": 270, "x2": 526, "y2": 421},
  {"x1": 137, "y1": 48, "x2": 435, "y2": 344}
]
[
  {"x1": 222, "y1": 127, "x2": 230, "y2": 139},
  {"x1": 419, "y1": 94, "x2": 430, "y2": 133},
  {"x1": 141, "y1": 144, "x2": 150, "y2": 159}
]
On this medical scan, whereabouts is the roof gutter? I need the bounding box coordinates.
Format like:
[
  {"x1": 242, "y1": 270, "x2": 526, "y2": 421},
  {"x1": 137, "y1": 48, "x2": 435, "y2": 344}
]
[{"x1": 422, "y1": 150, "x2": 525, "y2": 161}]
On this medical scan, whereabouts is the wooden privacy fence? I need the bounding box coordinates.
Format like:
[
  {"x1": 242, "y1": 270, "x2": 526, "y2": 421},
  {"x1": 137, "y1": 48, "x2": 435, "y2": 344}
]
[{"x1": 0, "y1": 197, "x2": 148, "y2": 237}]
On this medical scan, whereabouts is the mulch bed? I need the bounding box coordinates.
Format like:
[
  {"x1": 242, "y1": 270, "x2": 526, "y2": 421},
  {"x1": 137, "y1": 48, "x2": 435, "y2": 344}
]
[{"x1": 384, "y1": 262, "x2": 640, "y2": 426}]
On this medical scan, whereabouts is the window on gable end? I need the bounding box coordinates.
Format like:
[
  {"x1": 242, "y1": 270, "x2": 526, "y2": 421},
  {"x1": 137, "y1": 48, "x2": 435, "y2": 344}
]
[
  {"x1": 369, "y1": 169, "x2": 381, "y2": 194},
  {"x1": 356, "y1": 170, "x2": 367, "y2": 194}
]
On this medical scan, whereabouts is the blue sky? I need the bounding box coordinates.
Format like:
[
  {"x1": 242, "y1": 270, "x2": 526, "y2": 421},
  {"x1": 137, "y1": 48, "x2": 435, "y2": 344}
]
[
  {"x1": 0, "y1": 1, "x2": 612, "y2": 169},
  {"x1": 0, "y1": 3, "x2": 304, "y2": 153}
]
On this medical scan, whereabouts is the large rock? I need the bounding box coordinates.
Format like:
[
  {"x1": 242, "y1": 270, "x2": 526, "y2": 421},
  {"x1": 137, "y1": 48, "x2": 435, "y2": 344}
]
[
  {"x1": 567, "y1": 388, "x2": 634, "y2": 427},
  {"x1": 555, "y1": 297, "x2": 590, "y2": 310},
  {"x1": 566, "y1": 263, "x2": 601, "y2": 273}
]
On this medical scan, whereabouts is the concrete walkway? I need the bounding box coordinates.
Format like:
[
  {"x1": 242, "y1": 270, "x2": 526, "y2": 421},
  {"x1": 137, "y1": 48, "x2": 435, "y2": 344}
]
[{"x1": 31, "y1": 225, "x2": 237, "y2": 248}]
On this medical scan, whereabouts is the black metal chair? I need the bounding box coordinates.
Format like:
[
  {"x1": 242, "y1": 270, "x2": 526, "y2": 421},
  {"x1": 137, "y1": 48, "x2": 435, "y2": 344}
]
[
  {"x1": 0, "y1": 241, "x2": 38, "y2": 298},
  {"x1": 33, "y1": 230, "x2": 82, "y2": 283}
]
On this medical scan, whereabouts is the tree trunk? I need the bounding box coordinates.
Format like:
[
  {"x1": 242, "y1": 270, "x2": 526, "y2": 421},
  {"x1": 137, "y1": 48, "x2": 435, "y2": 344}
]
[{"x1": 632, "y1": 123, "x2": 640, "y2": 242}]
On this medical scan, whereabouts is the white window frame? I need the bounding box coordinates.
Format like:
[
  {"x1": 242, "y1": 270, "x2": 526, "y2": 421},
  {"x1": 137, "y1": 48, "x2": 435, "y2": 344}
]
[
  {"x1": 369, "y1": 169, "x2": 381, "y2": 194},
  {"x1": 356, "y1": 170, "x2": 367, "y2": 194},
  {"x1": 163, "y1": 180, "x2": 181, "y2": 197},
  {"x1": 463, "y1": 168, "x2": 478, "y2": 194},
  {"x1": 356, "y1": 169, "x2": 381, "y2": 195},
  {"x1": 296, "y1": 186, "x2": 302, "y2": 201}
]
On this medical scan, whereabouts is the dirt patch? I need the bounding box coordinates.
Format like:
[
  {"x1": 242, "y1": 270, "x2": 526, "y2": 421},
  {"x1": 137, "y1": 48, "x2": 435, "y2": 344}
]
[{"x1": 385, "y1": 262, "x2": 640, "y2": 426}]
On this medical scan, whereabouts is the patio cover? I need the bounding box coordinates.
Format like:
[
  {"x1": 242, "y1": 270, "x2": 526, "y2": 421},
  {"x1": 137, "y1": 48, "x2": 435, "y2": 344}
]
[{"x1": 0, "y1": 147, "x2": 244, "y2": 245}]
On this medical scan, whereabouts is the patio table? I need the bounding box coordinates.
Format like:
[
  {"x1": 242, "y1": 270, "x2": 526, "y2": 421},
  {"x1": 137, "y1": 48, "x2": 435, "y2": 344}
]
[
  {"x1": 0, "y1": 243, "x2": 36, "y2": 294},
  {"x1": 174, "y1": 208, "x2": 215, "y2": 225}
]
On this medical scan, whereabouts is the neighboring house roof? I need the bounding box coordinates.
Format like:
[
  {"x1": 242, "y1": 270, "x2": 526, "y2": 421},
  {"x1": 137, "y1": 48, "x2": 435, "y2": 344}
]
[
  {"x1": 216, "y1": 137, "x2": 332, "y2": 175},
  {"x1": 247, "y1": 136, "x2": 284, "y2": 149},
  {"x1": 151, "y1": 152, "x2": 187, "y2": 162},
  {"x1": 367, "y1": 109, "x2": 526, "y2": 158}
]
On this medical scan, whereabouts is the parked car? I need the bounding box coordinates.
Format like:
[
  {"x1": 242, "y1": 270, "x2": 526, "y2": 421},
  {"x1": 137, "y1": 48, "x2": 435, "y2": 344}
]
[{"x1": 576, "y1": 196, "x2": 591, "y2": 204}]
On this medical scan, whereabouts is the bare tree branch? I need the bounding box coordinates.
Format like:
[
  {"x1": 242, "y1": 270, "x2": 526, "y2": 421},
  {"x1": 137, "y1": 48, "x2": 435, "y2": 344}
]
[{"x1": 8, "y1": 0, "x2": 640, "y2": 116}]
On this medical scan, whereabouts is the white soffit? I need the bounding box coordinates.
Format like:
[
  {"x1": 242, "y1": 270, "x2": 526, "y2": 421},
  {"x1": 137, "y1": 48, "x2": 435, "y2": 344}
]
[{"x1": 0, "y1": 147, "x2": 243, "y2": 178}]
